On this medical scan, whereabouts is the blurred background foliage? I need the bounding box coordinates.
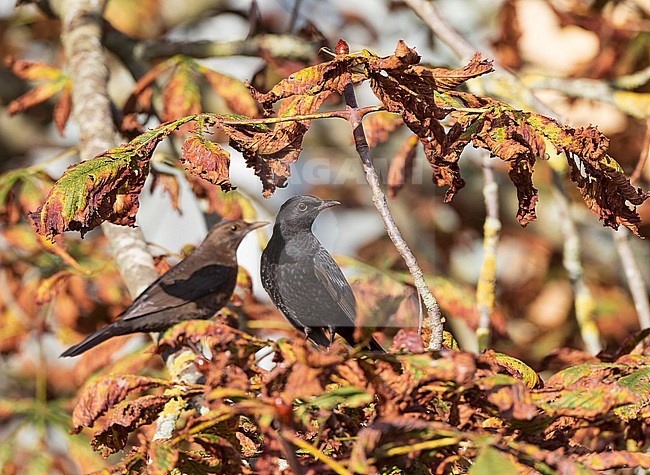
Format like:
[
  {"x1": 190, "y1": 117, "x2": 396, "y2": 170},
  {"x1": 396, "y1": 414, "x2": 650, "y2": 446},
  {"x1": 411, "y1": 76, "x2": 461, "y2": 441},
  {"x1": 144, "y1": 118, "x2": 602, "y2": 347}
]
[{"x1": 0, "y1": 0, "x2": 649, "y2": 473}]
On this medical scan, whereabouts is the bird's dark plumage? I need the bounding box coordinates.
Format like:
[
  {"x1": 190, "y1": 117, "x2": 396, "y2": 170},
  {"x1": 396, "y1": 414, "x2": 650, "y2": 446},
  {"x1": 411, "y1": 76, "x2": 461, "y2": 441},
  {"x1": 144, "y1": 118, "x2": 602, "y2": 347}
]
[
  {"x1": 61, "y1": 219, "x2": 266, "y2": 357},
  {"x1": 261, "y1": 195, "x2": 383, "y2": 351}
]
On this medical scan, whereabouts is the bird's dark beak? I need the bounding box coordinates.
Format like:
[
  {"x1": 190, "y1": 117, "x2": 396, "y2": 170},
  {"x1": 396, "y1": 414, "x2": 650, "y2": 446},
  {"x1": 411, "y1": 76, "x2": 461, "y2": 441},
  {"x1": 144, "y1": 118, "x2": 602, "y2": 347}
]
[
  {"x1": 317, "y1": 200, "x2": 341, "y2": 211},
  {"x1": 244, "y1": 221, "x2": 268, "y2": 232}
]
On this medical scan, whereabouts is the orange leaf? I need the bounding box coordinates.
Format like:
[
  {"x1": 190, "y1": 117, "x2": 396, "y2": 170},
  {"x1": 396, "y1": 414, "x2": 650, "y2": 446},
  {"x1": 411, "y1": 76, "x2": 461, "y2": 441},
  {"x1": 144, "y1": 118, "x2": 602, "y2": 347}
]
[
  {"x1": 201, "y1": 67, "x2": 258, "y2": 117},
  {"x1": 5, "y1": 57, "x2": 65, "y2": 82},
  {"x1": 180, "y1": 136, "x2": 232, "y2": 191},
  {"x1": 36, "y1": 270, "x2": 74, "y2": 305},
  {"x1": 53, "y1": 84, "x2": 72, "y2": 135},
  {"x1": 162, "y1": 60, "x2": 202, "y2": 122},
  {"x1": 387, "y1": 134, "x2": 418, "y2": 198},
  {"x1": 363, "y1": 112, "x2": 404, "y2": 148},
  {"x1": 7, "y1": 81, "x2": 67, "y2": 115},
  {"x1": 72, "y1": 374, "x2": 171, "y2": 432},
  {"x1": 150, "y1": 170, "x2": 182, "y2": 213}
]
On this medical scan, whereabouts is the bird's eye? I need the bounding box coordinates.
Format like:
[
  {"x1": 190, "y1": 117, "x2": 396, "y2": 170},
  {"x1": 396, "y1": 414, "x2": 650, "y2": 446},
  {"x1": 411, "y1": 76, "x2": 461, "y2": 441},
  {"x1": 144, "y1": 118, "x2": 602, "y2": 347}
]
[
  {"x1": 297, "y1": 203, "x2": 308, "y2": 212},
  {"x1": 230, "y1": 225, "x2": 238, "y2": 231}
]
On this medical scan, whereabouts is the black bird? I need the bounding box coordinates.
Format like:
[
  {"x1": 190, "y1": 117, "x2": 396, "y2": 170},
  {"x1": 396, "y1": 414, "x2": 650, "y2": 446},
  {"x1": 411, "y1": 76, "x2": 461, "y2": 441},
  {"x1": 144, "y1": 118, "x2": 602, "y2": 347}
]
[
  {"x1": 61, "y1": 219, "x2": 266, "y2": 357},
  {"x1": 261, "y1": 195, "x2": 383, "y2": 351}
]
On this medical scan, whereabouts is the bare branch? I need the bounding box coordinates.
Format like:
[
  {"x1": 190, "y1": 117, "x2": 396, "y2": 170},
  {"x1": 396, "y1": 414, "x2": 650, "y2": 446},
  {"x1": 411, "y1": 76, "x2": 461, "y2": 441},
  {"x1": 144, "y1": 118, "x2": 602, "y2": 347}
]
[
  {"x1": 614, "y1": 228, "x2": 650, "y2": 329},
  {"x1": 342, "y1": 81, "x2": 444, "y2": 351},
  {"x1": 58, "y1": 0, "x2": 159, "y2": 295},
  {"x1": 476, "y1": 154, "x2": 501, "y2": 351}
]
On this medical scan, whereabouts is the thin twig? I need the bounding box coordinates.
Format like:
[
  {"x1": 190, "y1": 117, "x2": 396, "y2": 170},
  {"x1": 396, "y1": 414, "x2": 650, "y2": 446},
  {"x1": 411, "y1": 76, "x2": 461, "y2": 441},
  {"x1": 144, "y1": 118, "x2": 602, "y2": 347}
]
[
  {"x1": 341, "y1": 78, "x2": 444, "y2": 350},
  {"x1": 476, "y1": 154, "x2": 501, "y2": 351},
  {"x1": 137, "y1": 35, "x2": 318, "y2": 62},
  {"x1": 631, "y1": 118, "x2": 650, "y2": 184},
  {"x1": 552, "y1": 174, "x2": 601, "y2": 354},
  {"x1": 614, "y1": 228, "x2": 650, "y2": 329},
  {"x1": 615, "y1": 120, "x2": 650, "y2": 329},
  {"x1": 287, "y1": 0, "x2": 303, "y2": 34}
]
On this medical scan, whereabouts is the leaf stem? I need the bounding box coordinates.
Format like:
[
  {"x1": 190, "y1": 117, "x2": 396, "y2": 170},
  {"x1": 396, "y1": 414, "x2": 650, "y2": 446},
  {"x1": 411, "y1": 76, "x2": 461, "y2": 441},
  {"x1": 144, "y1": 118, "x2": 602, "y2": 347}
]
[
  {"x1": 215, "y1": 105, "x2": 386, "y2": 126},
  {"x1": 341, "y1": 81, "x2": 444, "y2": 350}
]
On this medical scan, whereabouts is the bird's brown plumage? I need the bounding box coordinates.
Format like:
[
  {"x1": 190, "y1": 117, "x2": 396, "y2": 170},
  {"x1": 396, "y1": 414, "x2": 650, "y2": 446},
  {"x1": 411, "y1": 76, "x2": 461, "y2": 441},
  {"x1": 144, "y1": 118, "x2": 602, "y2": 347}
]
[{"x1": 61, "y1": 219, "x2": 266, "y2": 357}]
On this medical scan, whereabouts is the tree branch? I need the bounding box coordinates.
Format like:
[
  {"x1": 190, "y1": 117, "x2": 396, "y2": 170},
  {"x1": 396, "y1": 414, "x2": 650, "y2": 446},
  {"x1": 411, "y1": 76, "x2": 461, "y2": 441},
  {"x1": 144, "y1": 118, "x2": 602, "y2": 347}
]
[
  {"x1": 58, "y1": 0, "x2": 159, "y2": 295},
  {"x1": 104, "y1": 26, "x2": 319, "y2": 65},
  {"x1": 57, "y1": 0, "x2": 198, "y2": 441},
  {"x1": 341, "y1": 78, "x2": 444, "y2": 350},
  {"x1": 476, "y1": 154, "x2": 501, "y2": 351}
]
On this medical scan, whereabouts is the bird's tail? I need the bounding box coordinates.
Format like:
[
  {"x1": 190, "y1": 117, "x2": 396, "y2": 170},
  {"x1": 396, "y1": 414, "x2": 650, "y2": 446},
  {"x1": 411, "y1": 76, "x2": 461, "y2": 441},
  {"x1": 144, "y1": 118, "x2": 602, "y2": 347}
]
[
  {"x1": 337, "y1": 327, "x2": 385, "y2": 353},
  {"x1": 60, "y1": 325, "x2": 117, "y2": 357},
  {"x1": 366, "y1": 336, "x2": 385, "y2": 353}
]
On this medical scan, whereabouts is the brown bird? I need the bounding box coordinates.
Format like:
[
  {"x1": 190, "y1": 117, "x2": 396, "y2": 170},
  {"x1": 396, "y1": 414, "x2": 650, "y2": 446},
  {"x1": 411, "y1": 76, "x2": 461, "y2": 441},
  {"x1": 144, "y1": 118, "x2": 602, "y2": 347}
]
[{"x1": 61, "y1": 219, "x2": 266, "y2": 357}]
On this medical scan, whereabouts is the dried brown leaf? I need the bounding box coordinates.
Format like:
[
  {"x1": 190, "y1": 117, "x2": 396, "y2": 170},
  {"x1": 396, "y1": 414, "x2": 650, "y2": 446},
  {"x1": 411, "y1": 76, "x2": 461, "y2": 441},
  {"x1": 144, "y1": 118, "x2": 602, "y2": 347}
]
[
  {"x1": 363, "y1": 112, "x2": 404, "y2": 147},
  {"x1": 180, "y1": 136, "x2": 232, "y2": 191},
  {"x1": 150, "y1": 170, "x2": 181, "y2": 213},
  {"x1": 35, "y1": 270, "x2": 74, "y2": 305},
  {"x1": 201, "y1": 68, "x2": 258, "y2": 117},
  {"x1": 387, "y1": 134, "x2": 418, "y2": 198},
  {"x1": 53, "y1": 84, "x2": 72, "y2": 135},
  {"x1": 72, "y1": 374, "x2": 170, "y2": 432},
  {"x1": 92, "y1": 394, "x2": 171, "y2": 457}
]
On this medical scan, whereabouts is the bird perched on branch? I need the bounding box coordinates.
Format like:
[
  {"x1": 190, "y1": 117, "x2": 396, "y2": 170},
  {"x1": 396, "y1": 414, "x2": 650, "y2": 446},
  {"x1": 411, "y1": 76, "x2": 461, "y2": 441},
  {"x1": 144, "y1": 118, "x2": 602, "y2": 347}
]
[
  {"x1": 261, "y1": 195, "x2": 383, "y2": 351},
  {"x1": 61, "y1": 219, "x2": 266, "y2": 357}
]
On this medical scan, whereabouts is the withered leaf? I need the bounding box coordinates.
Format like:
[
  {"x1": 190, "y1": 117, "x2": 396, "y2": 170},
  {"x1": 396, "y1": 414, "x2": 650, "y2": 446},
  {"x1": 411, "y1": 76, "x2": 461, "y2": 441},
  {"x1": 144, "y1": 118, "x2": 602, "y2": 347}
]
[
  {"x1": 53, "y1": 84, "x2": 72, "y2": 135},
  {"x1": 219, "y1": 93, "x2": 329, "y2": 196},
  {"x1": 122, "y1": 58, "x2": 173, "y2": 116},
  {"x1": 363, "y1": 46, "x2": 492, "y2": 202},
  {"x1": 150, "y1": 170, "x2": 182, "y2": 213},
  {"x1": 162, "y1": 59, "x2": 202, "y2": 123},
  {"x1": 91, "y1": 394, "x2": 171, "y2": 457},
  {"x1": 147, "y1": 440, "x2": 179, "y2": 475},
  {"x1": 31, "y1": 118, "x2": 194, "y2": 240},
  {"x1": 477, "y1": 375, "x2": 539, "y2": 420},
  {"x1": 180, "y1": 136, "x2": 232, "y2": 191},
  {"x1": 362, "y1": 111, "x2": 403, "y2": 147},
  {"x1": 7, "y1": 82, "x2": 67, "y2": 116},
  {"x1": 200, "y1": 67, "x2": 259, "y2": 117},
  {"x1": 35, "y1": 270, "x2": 74, "y2": 305},
  {"x1": 387, "y1": 134, "x2": 418, "y2": 198},
  {"x1": 578, "y1": 451, "x2": 650, "y2": 470},
  {"x1": 479, "y1": 350, "x2": 541, "y2": 389},
  {"x1": 251, "y1": 53, "x2": 365, "y2": 111},
  {"x1": 536, "y1": 385, "x2": 639, "y2": 418},
  {"x1": 5, "y1": 57, "x2": 64, "y2": 82},
  {"x1": 72, "y1": 374, "x2": 171, "y2": 432},
  {"x1": 5, "y1": 57, "x2": 71, "y2": 129}
]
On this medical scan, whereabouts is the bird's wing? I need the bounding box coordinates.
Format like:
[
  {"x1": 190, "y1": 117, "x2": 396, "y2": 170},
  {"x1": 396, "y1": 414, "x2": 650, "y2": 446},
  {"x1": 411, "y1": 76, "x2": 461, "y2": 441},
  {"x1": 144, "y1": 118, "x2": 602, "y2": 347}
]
[
  {"x1": 313, "y1": 248, "x2": 357, "y2": 325},
  {"x1": 122, "y1": 263, "x2": 235, "y2": 320}
]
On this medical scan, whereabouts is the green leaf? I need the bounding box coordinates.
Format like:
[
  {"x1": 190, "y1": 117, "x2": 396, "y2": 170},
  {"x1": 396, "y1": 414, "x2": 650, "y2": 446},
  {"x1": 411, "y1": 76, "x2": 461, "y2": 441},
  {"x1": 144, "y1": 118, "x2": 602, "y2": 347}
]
[
  {"x1": 148, "y1": 440, "x2": 179, "y2": 475},
  {"x1": 470, "y1": 447, "x2": 519, "y2": 475},
  {"x1": 31, "y1": 118, "x2": 195, "y2": 239},
  {"x1": 307, "y1": 386, "x2": 373, "y2": 411},
  {"x1": 613, "y1": 366, "x2": 650, "y2": 420},
  {"x1": 492, "y1": 353, "x2": 540, "y2": 389}
]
